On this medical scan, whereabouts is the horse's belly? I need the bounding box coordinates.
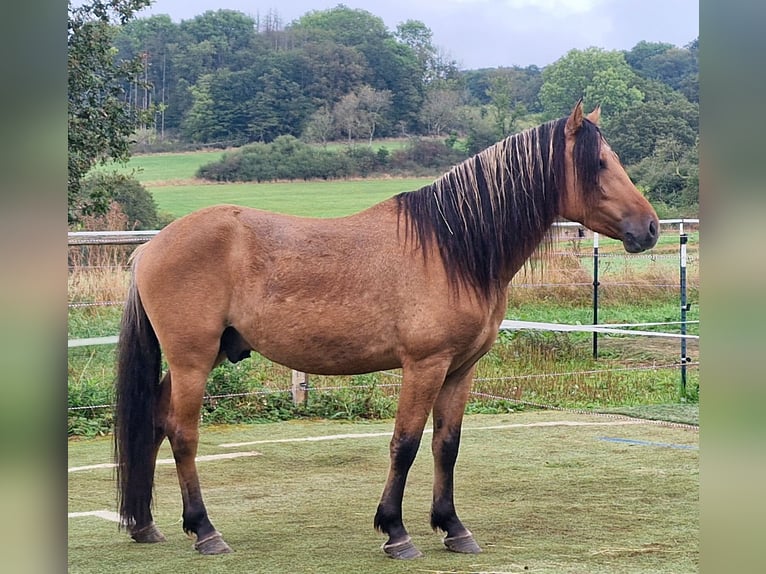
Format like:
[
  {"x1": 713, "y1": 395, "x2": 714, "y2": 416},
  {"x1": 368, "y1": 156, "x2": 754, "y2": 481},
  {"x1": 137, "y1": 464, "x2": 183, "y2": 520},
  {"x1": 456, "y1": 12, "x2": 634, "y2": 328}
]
[
  {"x1": 256, "y1": 336, "x2": 400, "y2": 375},
  {"x1": 242, "y1": 311, "x2": 402, "y2": 375}
]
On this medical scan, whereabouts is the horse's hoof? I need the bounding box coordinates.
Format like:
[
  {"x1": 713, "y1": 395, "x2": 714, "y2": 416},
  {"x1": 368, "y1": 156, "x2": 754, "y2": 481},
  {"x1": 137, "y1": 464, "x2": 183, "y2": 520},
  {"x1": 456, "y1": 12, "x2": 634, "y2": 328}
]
[
  {"x1": 193, "y1": 531, "x2": 232, "y2": 555},
  {"x1": 130, "y1": 522, "x2": 166, "y2": 543},
  {"x1": 382, "y1": 536, "x2": 423, "y2": 559},
  {"x1": 444, "y1": 531, "x2": 482, "y2": 554}
]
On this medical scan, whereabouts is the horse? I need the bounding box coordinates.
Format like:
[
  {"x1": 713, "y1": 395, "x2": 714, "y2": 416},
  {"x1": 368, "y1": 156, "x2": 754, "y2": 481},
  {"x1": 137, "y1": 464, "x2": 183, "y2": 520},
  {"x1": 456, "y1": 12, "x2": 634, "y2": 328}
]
[{"x1": 114, "y1": 101, "x2": 659, "y2": 559}]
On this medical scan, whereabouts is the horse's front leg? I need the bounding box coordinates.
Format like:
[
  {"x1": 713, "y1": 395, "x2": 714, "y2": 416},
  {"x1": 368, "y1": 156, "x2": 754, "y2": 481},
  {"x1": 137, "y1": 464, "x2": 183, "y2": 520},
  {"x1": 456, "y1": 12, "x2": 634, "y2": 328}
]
[
  {"x1": 430, "y1": 365, "x2": 482, "y2": 553},
  {"x1": 165, "y1": 365, "x2": 232, "y2": 555},
  {"x1": 374, "y1": 358, "x2": 449, "y2": 559}
]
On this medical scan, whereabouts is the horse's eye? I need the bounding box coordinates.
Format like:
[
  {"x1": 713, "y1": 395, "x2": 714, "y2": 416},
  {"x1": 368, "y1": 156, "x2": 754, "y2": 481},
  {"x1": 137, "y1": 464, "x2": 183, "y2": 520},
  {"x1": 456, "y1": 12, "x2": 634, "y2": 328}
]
[{"x1": 599, "y1": 159, "x2": 607, "y2": 170}]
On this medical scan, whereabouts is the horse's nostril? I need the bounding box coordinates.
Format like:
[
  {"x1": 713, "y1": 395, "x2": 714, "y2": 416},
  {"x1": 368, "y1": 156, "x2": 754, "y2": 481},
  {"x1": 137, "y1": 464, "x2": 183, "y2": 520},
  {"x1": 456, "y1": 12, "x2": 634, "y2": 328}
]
[{"x1": 649, "y1": 219, "x2": 658, "y2": 238}]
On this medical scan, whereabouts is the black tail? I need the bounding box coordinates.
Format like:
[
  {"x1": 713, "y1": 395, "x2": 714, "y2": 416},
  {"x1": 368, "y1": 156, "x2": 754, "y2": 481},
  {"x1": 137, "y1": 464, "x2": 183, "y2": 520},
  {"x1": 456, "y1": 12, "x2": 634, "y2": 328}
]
[{"x1": 114, "y1": 268, "x2": 161, "y2": 530}]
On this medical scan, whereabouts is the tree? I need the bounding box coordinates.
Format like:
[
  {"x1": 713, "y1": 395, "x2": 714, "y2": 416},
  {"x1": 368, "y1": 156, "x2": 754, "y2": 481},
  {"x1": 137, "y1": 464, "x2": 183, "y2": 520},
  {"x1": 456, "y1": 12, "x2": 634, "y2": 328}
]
[
  {"x1": 356, "y1": 85, "x2": 392, "y2": 144},
  {"x1": 68, "y1": 0, "x2": 153, "y2": 225},
  {"x1": 585, "y1": 67, "x2": 644, "y2": 116},
  {"x1": 484, "y1": 74, "x2": 527, "y2": 138},
  {"x1": 624, "y1": 40, "x2": 675, "y2": 71},
  {"x1": 329, "y1": 86, "x2": 392, "y2": 146},
  {"x1": 291, "y1": 5, "x2": 424, "y2": 132},
  {"x1": 606, "y1": 93, "x2": 698, "y2": 165},
  {"x1": 303, "y1": 106, "x2": 336, "y2": 147},
  {"x1": 178, "y1": 9, "x2": 258, "y2": 69},
  {"x1": 113, "y1": 15, "x2": 181, "y2": 136},
  {"x1": 538, "y1": 47, "x2": 643, "y2": 118},
  {"x1": 181, "y1": 73, "x2": 229, "y2": 143},
  {"x1": 420, "y1": 87, "x2": 463, "y2": 136},
  {"x1": 333, "y1": 92, "x2": 362, "y2": 145},
  {"x1": 296, "y1": 41, "x2": 368, "y2": 104},
  {"x1": 629, "y1": 137, "x2": 698, "y2": 212},
  {"x1": 290, "y1": 5, "x2": 389, "y2": 49},
  {"x1": 462, "y1": 66, "x2": 542, "y2": 112},
  {"x1": 247, "y1": 69, "x2": 313, "y2": 143},
  {"x1": 395, "y1": 20, "x2": 458, "y2": 84},
  {"x1": 624, "y1": 39, "x2": 698, "y2": 104}
]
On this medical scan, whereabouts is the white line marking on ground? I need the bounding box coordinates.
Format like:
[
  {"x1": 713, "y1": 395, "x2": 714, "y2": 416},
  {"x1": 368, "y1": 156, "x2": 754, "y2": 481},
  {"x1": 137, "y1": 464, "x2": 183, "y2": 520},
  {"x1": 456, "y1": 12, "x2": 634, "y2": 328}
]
[
  {"x1": 220, "y1": 431, "x2": 393, "y2": 448},
  {"x1": 68, "y1": 510, "x2": 121, "y2": 522},
  {"x1": 219, "y1": 420, "x2": 643, "y2": 448},
  {"x1": 68, "y1": 451, "x2": 261, "y2": 473},
  {"x1": 68, "y1": 421, "x2": 646, "y2": 472}
]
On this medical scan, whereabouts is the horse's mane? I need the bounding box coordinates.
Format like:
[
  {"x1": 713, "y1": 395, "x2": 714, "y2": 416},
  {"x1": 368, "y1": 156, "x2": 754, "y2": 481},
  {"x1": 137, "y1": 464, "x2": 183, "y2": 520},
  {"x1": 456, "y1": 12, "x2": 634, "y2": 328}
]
[{"x1": 395, "y1": 116, "x2": 602, "y2": 300}]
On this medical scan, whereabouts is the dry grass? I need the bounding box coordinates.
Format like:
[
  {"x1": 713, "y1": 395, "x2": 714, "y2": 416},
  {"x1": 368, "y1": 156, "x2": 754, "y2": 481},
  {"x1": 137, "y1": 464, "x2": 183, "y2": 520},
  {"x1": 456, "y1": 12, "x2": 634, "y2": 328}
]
[{"x1": 69, "y1": 205, "x2": 135, "y2": 306}]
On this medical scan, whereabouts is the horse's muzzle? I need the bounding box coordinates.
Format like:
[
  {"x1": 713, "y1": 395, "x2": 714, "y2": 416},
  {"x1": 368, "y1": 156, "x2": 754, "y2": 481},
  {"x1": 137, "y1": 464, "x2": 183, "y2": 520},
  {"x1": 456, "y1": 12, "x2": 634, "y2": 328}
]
[{"x1": 622, "y1": 216, "x2": 659, "y2": 253}]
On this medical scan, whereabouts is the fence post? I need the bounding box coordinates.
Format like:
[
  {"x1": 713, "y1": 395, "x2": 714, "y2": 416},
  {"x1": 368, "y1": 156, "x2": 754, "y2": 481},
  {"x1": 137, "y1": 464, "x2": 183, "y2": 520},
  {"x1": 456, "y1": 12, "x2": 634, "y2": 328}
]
[
  {"x1": 679, "y1": 222, "x2": 689, "y2": 398},
  {"x1": 592, "y1": 231, "x2": 600, "y2": 359},
  {"x1": 291, "y1": 370, "x2": 309, "y2": 405}
]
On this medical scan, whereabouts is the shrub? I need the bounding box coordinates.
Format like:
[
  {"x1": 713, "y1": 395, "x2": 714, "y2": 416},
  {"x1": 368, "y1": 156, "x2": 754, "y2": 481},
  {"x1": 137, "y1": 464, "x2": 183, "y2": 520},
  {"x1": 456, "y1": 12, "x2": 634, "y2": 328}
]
[
  {"x1": 78, "y1": 172, "x2": 170, "y2": 230},
  {"x1": 389, "y1": 138, "x2": 468, "y2": 172},
  {"x1": 196, "y1": 137, "x2": 469, "y2": 183}
]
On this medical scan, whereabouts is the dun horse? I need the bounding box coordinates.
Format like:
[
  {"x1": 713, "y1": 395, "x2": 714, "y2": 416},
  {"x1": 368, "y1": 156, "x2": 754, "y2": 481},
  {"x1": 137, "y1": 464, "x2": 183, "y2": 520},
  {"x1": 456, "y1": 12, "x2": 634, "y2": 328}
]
[{"x1": 114, "y1": 102, "x2": 659, "y2": 559}]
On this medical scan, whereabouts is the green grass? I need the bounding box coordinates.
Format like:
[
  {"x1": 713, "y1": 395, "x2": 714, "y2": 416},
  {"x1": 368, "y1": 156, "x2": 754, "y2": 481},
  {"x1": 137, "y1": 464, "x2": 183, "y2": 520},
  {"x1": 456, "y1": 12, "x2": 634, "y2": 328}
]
[
  {"x1": 600, "y1": 404, "x2": 699, "y2": 425},
  {"x1": 117, "y1": 146, "x2": 436, "y2": 219},
  {"x1": 95, "y1": 150, "x2": 227, "y2": 183},
  {"x1": 68, "y1": 412, "x2": 699, "y2": 573},
  {"x1": 148, "y1": 177, "x2": 435, "y2": 218},
  {"x1": 97, "y1": 139, "x2": 415, "y2": 185}
]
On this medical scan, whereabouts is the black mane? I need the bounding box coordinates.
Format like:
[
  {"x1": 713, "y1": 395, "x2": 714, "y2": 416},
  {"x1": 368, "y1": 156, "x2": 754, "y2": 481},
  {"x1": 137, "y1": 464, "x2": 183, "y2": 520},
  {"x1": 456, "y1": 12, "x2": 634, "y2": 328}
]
[{"x1": 396, "y1": 116, "x2": 602, "y2": 300}]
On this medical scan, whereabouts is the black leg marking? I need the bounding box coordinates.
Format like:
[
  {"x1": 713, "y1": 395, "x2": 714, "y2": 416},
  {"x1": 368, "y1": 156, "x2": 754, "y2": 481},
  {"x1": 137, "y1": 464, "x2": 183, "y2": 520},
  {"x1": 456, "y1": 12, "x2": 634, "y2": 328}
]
[
  {"x1": 374, "y1": 433, "x2": 421, "y2": 539},
  {"x1": 430, "y1": 428, "x2": 462, "y2": 533}
]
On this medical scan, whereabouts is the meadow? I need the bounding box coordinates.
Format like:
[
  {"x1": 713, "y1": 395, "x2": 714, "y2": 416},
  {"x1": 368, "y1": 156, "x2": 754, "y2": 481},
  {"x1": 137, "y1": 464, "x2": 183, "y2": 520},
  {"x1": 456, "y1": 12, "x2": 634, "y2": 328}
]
[{"x1": 99, "y1": 148, "x2": 436, "y2": 217}]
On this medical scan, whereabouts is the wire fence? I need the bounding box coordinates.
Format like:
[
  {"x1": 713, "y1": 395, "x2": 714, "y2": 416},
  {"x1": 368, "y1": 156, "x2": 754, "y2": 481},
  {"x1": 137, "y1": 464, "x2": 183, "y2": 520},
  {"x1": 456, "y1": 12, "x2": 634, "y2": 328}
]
[{"x1": 68, "y1": 219, "x2": 700, "y2": 416}]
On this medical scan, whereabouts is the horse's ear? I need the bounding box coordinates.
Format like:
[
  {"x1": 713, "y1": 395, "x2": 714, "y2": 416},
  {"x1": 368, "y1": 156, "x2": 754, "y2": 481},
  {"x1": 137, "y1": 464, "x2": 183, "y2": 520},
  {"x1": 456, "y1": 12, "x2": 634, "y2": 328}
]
[
  {"x1": 586, "y1": 105, "x2": 601, "y2": 125},
  {"x1": 565, "y1": 99, "x2": 585, "y2": 135}
]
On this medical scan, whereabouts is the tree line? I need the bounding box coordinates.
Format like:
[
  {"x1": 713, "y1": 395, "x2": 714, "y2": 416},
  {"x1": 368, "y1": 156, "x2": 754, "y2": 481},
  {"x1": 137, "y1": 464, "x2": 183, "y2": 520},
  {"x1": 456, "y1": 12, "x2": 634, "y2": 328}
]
[{"x1": 68, "y1": 1, "x2": 698, "y2": 227}]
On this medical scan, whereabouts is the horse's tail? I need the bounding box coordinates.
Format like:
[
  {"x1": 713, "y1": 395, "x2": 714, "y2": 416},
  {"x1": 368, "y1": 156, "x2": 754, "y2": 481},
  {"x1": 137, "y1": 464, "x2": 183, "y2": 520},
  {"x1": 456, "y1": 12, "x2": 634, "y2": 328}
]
[{"x1": 114, "y1": 254, "x2": 162, "y2": 530}]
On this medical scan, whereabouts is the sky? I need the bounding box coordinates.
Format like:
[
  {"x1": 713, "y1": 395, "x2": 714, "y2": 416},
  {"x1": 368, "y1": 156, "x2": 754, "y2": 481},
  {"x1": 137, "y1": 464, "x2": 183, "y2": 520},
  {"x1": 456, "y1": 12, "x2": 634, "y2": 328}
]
[{"x1": 133, "y1": 0, "x2": 699, "y2": 69}]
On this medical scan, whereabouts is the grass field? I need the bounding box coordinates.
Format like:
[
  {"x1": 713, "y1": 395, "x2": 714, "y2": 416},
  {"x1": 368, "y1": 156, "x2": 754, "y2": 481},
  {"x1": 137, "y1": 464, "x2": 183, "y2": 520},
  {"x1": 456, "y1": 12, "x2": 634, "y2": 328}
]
[
  {"x1": 95, "y1": 148, "x2": 438, "y2": 218},
  {"x1": 96, "y1": 150, "x2": 227, "y2": 183},
  {"x1": 68, "y1": 411, "x2": 698, "y2": 574},
  {"x1": 149, "y1": 178, "x2": 436, "y2": 218},
  {"x1": 99, "y1": 139, "x2": 412, "y2": 185}
]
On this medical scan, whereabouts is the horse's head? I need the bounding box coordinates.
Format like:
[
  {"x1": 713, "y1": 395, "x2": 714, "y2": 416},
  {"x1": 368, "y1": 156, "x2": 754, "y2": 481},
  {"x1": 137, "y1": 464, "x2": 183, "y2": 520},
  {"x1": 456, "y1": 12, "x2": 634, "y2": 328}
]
[{"x1": 559, "y1": 100, "x2": 659, "y2": 253}]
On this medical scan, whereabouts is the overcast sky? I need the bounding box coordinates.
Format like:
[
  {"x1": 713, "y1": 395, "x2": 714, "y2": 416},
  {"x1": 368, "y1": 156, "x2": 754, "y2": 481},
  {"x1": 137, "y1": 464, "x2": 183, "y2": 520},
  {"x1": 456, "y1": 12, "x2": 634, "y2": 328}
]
[{"x1": 134, "y1": 0, "x2": 699, "y2": 69}]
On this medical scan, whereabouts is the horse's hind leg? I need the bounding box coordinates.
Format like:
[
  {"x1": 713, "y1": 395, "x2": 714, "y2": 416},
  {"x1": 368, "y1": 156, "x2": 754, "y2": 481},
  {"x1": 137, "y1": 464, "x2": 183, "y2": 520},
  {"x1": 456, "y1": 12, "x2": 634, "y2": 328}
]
[
  {"x1": 430, "y1": 366, "x2": 482, "y2": 554},
  {"x1": 165, "y1": 363, "x2": 232, "y2": 554},
  {"x1": 374, "y1": 358, "x2": 449, "y2": 559}
]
